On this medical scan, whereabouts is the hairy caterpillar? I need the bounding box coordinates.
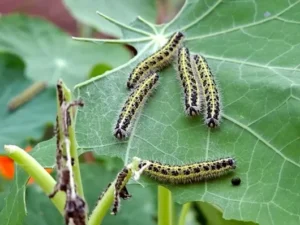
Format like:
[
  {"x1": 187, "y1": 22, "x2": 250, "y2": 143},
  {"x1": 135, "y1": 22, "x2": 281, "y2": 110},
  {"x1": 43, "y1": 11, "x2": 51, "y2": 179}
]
[
  {"x1": 114, "y1": 72, "x2": 159, "y2": 139},
  {"x1": 192, "y1": 55, "x2": 221, "y2": 128},
  {"x1": 127, "y1": 32, "x2": 184, "y2": 89},
  {"x1": 137, "y1": 157, "x2": 236, "y2": 184},
  {"x1": 177, "y1": 47, "x2": 201, "y2": 116},
  {"x1": 8, "y1": 81, "x2": 47, "y2": 111},
  {"x1": 111, "y1": 166, "x2": 133, "y2": 215},
  {"x1": 96, "y1": 165, "x2": 134, "y2": 215},
  {"x1": 95, "y1": 157, "x2": 235, "y2": 215}
]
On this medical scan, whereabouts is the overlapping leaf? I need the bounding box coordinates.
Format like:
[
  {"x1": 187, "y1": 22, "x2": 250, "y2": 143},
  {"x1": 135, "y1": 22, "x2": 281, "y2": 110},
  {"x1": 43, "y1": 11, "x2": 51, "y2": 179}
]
[
  {"x1": 63, "y1": 0, "x2": 156, "y2": 36},
  {"x1": 0, "y1": 54, "x2": 56, "y2": 154},
  {"x1": 0, "y1": 14, "x2": 131, "y2": 87}
]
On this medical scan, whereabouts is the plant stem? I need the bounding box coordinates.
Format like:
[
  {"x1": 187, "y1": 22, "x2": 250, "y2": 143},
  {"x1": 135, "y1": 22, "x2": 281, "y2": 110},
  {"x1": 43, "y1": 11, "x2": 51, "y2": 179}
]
[
  {"x1": 158, "y1": 185, "x2": 173, "y2": 225},
  {"x1": 178, "y1": 203, "x2": 191, "y2": 225},
  {"x1": 61, "y1": 83, "x2": 85, "y2": 201},
  {"x1": 4, "y1": 145, "x2": 66, "y2": 214},
  {"x1": 88, "y1": 183, "x2": 115, "y2": 225}
]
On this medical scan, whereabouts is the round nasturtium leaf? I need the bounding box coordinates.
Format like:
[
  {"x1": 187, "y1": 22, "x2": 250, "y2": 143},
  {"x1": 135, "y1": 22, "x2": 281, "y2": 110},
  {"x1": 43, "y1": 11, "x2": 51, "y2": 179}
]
[{"x1": 74, "y1": 1, "x2": 300, "y2": 225}]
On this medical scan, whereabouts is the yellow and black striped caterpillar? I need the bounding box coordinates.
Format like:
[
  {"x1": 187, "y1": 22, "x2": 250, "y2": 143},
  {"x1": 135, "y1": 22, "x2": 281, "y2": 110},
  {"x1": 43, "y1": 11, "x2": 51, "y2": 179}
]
[
  {"x1": 114, "y1": 72, "x2": 159, "y2": 139},
  {"x1": 111, "y1": 166, "x2": 132, "y2": 215},
  {"x1": 127, "y1": 32, "x2": 184, "y2": 89},
  {"x1": 96, "y1": 157, "x2": 236, "y2": 215},
  {"x1": 193, "y1": 55, "x2": 221, "y2": 127},
  {"x1": 177, "y1": 47, "x2": 201, "y2": 116},
  {"x1": 138, "y1": 157, "x2": 236, "y2": 184}
]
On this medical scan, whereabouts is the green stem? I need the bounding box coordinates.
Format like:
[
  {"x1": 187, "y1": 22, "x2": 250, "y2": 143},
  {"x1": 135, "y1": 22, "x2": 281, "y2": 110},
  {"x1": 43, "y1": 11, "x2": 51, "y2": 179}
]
[
  {"x1": 178, "y1": 203, "x2": 191, "y2": 225},
  {"x1": 88, "y1": 183, "x2": 115, "y2": 225},
  {"x1": 4, "y1": 145, "x2": 66, "y2": 214},
  {"x1": 61, "y1": 83, "x2": 85, "y2": 202},
  {"x1": 158, "y1": 185, "x2": 173, "y2": 225}
]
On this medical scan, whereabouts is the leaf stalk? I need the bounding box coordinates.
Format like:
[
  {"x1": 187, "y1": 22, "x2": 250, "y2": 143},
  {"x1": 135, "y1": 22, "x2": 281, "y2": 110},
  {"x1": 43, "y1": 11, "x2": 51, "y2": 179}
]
[
  {"x1": 158, "y1": 185, "x2": 173, "y2": 225},
  {"x1": 178, "y1": 202, "x2": 191, "y2": 225},
  {"x1": 3, "y1": 145, "x2": 66, "y2": 214}
]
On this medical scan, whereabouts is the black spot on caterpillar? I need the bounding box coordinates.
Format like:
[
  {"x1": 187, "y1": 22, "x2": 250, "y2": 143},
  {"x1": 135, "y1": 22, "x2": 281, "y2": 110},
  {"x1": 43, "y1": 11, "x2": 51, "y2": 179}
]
[
  {"x1": 127, "y1": 32, "x2": 184, "y2": 89},
  {"x1": 192, "y1": 55, "x2": 221, "y2": 128},
  {"x1": 8, "y1": 81, "x2": 47, "y2": 111},
  {"x1": 114, "y1": 72, "x2": 159, "y2": 140},
  {"x1": 138, "y1": 157, "x2": 236, "y2": 184},
  {"x1": 177, "y1": 47, "x2": 201, "y2": 116}
]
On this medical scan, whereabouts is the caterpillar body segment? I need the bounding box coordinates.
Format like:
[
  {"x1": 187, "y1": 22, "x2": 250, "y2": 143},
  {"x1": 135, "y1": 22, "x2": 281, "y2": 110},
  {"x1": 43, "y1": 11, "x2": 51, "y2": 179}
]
[
  {"x1": 138, "y1": 157, "x2": 236, "y2": 184},
  {"x1": 114, "y1": 72, "x2": 159, "y2": 140},
  {"x1": 111, "y1": 166, "x2": 133, "y2": 215},
  {"x1": 177, "y1": 47, "x2": 202, "y2": 116},
  {"x1": 127, "y1": 32, "x2": 184, "y2": 89},
  {"x1": 193, "y1": 54, "x2": 221, "y2": 128}
]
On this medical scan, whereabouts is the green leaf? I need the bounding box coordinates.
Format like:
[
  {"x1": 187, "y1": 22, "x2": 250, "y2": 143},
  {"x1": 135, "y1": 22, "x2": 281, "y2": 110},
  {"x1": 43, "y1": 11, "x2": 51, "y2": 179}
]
[
  {"x1": 88, "y1": 63, "x2": 113, "y2": 78},
  {"x1": 23, "y1": 164, "x2": 156, "y2": 225},
  {"x1": 63, "y1": 0, "x2": 157, "y2": 37},
  {"x1": 24, "y1": 185, "x2": 64, "y2": 225},
  {"x1": 196, "y1": 202, "x2": 257, "y2": 225},
  {"x1": 0, "y1": 14, "x2": 131, "y2": 87},
  {"x1": 0, "y1": 138, "x2": 55, "y2": 225},
  {"x1": 0, "y1": 189, "x2": 8, "y2": 208},
  {"x1": 0, "y1": 165, "x2": 29, "y2": 225},
  {"x1": 13, "y1": 0, "x2": 300, "y2": 224},
  {"x1": 72, "y1": 1, "x2": 300, "y2": 225},
  {"x1": 0, "y1": 53, "x2": 56, "y2": 154}
]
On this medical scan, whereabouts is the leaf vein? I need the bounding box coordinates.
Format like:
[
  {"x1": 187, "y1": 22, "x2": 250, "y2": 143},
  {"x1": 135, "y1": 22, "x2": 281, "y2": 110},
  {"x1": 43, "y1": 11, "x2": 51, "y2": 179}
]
[
  {"x1": 222, "y1": 114, "x2": 300, "y2": 168},
  {"x1": 186, "y1": 0, "x2": 300, "y2": 41}
]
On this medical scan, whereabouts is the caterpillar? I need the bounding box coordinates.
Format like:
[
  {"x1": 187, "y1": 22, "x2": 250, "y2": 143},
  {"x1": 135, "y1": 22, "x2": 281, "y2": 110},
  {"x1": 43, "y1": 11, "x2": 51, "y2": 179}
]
[
  {"x1": 114, "y1": 72, "x2": 159, "y2": 140},
  {"x1": 177, "y1": 47, "x2": 201, "y2": 116},
  {"x1": 192, "y1": 55, "x2": 221, "y2": 128},
  {"x1": 137, "y1": 157, "x2": 236, "y2": 184},
  {"x1": 95, "y1": 168, "x2": 132, "y2": 216},
  {"x1": 95, "y1": 158, "x2": 143, "y2": 216},
  {"x1": 111, "y1": 166, "x2": 133, "y2": 215},
  {"x1": 8, "y1": 81, "x2": 47, "y2": 111},
  {"x1": 127, "y1": 32, "x2": 184, "y2": 89}
]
